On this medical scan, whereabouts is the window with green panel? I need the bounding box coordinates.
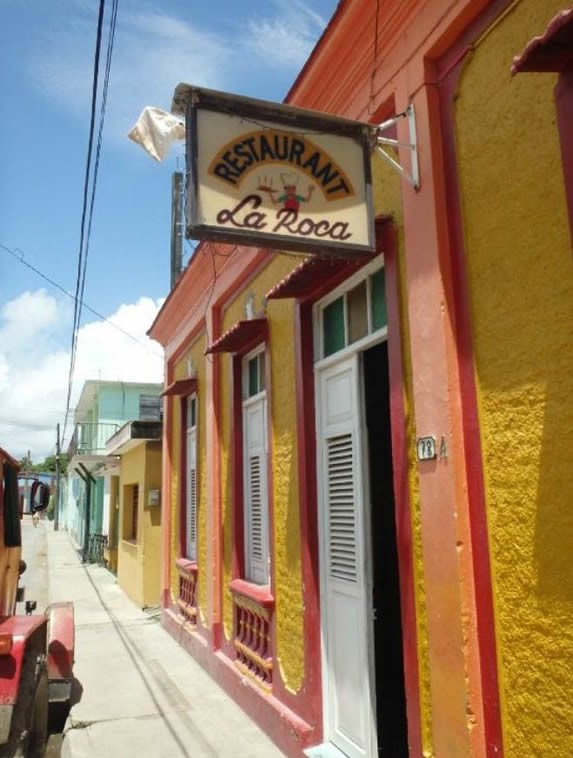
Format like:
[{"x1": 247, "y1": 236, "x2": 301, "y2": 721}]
[
  {"x1": 321, "y1": 269, "x2": 386, "y2": 359},
  {"x1": 246, "y1": 351, "x2": 265, "y2": 398},
  {"x1": 323, "y1": 297, "x2": 345, "y2": 357},
  {"x1": 370, "y1": 269, "x2": 387, "y2": 330},
  {"x1": 347, "y1": 281, "x2": 368, "y2": 344}
]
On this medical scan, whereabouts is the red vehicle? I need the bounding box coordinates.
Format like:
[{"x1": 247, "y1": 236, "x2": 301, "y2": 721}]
[{"x1": 0, "y1": 448, "x2": 74, "y2": 757}]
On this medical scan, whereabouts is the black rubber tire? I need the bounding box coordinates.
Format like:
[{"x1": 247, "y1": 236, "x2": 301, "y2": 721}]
[{"x1": 23, "y1": 666, "x2": 48, "y2": 758}]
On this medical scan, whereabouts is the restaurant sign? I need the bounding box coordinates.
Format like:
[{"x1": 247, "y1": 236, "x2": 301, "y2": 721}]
[{"x1": 171, "y1": 85, "x2": 375, "y2": 258}]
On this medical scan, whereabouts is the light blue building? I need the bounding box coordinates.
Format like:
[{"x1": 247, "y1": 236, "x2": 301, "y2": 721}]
[{"x1": 63, "y1": 380, "x2": 163, "y2": 555}]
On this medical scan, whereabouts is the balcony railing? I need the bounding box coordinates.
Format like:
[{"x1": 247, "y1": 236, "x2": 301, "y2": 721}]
[{"x1": 68, "y1": 422, "x2": 120, "y2": 457}]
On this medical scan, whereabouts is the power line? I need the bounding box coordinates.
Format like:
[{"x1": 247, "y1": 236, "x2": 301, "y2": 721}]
[
  {"x1": 0, "y1": 241, "x2": 163, "y2": 358},
  {"x1": 79, "y1": 0, "x2": 119, "y2": 343},
  {"x1": 64, "y1": 0, "x2": 117, "y2": 448}
]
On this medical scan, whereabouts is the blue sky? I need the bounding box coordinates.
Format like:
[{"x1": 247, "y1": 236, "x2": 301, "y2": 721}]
[{"x1": 0, "y1": 0, "x2": 338, "y2": 458}]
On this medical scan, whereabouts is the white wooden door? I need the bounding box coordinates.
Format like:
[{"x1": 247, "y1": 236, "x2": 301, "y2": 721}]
[{"x1": 317, "y1": 356, "x2": 376, "y2": 757}]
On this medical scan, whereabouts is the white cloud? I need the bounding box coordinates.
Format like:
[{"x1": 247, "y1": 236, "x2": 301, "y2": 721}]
[
  {"x1": 28, "y1": 1, "x2": 330, "y2": 147},
  {"x1": 243, "y1": 0, "x2": 327, "y2": 68},
  {"x1": 30, "y1": 5, "x2": 229, "y2": 145},
  {"x1": 0, "y1": 290, "x2": 164, "y2": 461},
  {"x1": 0, "y1": 289, "x2": 60, "y2": 347}
]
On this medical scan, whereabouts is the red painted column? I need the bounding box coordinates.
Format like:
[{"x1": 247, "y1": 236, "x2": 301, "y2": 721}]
[
  {"x1": 160, "y1": 360, "x2": 174, "y2": 609},
  {"x1": 206, "y1": 304, "x2": 222, "y2": 647},
  {"x1": 380, "y1": 219, "x2": 423, "y2": 757},
  {"x1": 397, "y1": 79, "x2": 486, "y2": 756},
  {"x1": 555, "y1": 68, "x2": 573, "y2": 249}
]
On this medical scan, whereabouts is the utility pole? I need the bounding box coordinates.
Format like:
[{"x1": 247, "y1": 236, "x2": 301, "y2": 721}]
[
  {"x1": 170, "y1": 171, "x2": 184, "y2": 289},
  {"x1": 54, "y1": 423, "x2": 61, "y2": 532}
]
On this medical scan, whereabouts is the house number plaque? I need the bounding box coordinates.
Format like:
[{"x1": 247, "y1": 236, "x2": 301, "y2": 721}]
[{"x1": 416, "y1": 436, "x2": 437, "y2": 461}]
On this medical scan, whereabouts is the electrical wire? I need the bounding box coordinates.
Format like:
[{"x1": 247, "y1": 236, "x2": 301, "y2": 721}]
[
  {"x1": 63, "y1": 0, "x2": 121, "y2": 448},
  {"x1": 79, "y1": 0, "x2": 119, "y2": 330},
  {"x1": 64, "y1": 0, "x2": 107, "y2": 446},
  {"x1": 0, "y1": 241, "x2": 163, "y2": 356}
]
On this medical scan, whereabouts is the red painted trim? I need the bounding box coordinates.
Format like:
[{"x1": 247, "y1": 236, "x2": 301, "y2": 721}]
[
  {"x1": 161, "y1": 360, "x2": 175, "y2": 610},
  {"x1": 378, "y1": 218, "x2": 423, "y2": 758},
  {"x1": 292, "y1": 299, "x2": 323, "y2": 731},
  {"x1": 0, "y1": 449, "x2": 19, "y2": 469},
  {"x1": 175, "y1": 558, "x2": 198, "y2": 574},
  {"x1": 210, "y1": 303, "x2": 223, "y2": 650},
  {"x1": 206, "y1": 318, "x2": 268, "y2": 355},
  {"x1": 162, "y1": 377, "x2": 197, "y2": 397},
  {"x1": 46, "y1": 602, "x2": 75, "y2": 681},
  {"x1": 162, "y1": 609, "x2": 317, "y2": 757},
  {"x1": 231, "y1": 355, "x2": 245, "y2": 582},
  {"x1": 511, "y1": 9, "x2": 573, "y2": 74},
  {"x1": 436, "y1": 4, "x2": 510, "y2": 753},
  {"x1": 214, "y1": 250, "x2": 271, "y2": 314},
  {"x1": 176, "y1": 386, "x2": 200, "y2": 564},
  {"x1": 229, "y1": 578, "x2": 274, "y2": 608},
  {"x1": 0, "y1": 615, "x2": 47, "y2": 704},
  {"x1": 263, "y1": 327, "x2": 279, "y2": 692},
  {"x1": 166, "y1": 320, "x2": 206, "y2": 368},
  {"x1": 554, "y1": 69, "x2": 573, "y2": 247},
  {"x1": 178, "y1": 395, "x2": 187, "y2": 559}
]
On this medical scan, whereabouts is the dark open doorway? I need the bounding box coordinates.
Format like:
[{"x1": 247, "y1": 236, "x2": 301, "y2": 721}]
[{"x1": 363, "y1": 341, "x2": 408, "y2": 756}]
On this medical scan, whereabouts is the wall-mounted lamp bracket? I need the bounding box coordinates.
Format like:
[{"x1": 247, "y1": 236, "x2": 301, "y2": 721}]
[{"x1": 370, "y1": 104, "x2": 420, "y2": 190}]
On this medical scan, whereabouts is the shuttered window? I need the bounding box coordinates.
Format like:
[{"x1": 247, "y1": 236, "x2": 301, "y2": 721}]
[
  {"x1": 248, "y1": 455, "x2": 264, "y2": 562},
  {"x1": 186, "y1": 395, "x2": 197, "y2": 560},
  {"x1": 243, "y1": 347, "x2": 269, "y2": 586},
  {"x1": 326, "y1": 433, "x2": 357, "y2": 583}
]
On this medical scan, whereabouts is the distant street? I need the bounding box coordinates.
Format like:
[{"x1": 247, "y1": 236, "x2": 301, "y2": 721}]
[
  {"x1": 19, "y1": 520, "x2": 284, "y2": 758},
  {"x1": 19, "y1": 515, "x2": 49, "y2": 614},
  {"x1": 19, "y1": 515, "x2": 62, "y2": 757}
]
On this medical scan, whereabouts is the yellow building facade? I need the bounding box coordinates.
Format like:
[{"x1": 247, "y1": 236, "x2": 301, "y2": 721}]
[
  {"x1": 150, "y1": 1, "x2": 573, "y2": 756},
  {"x1": 107, "y1": 422, "x2": 162, "y2": 609}
]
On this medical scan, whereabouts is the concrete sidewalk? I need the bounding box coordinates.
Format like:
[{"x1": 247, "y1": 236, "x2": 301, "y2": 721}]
[{"x1": 46, "y1": 527, "x2": 284, "y2": 758}]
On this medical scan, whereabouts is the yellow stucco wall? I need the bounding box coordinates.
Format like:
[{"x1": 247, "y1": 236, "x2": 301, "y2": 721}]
[
  {"x1": 118, "y1": 443, "x2": 145, "y2": 606},
  {"x1": 104, "y1": 475, "x2": 119, "y2": 573},
  {"x1": 455, "y1": 2, "x2": 573, "y2": 754},
  {"x1": 117, "y1": 441, "x2": 162, "y2": 608},
  {"x1": 172, "y1": 334, "x2": 208, "y2": 624},
  {"x1": 169, "y1": 400, "x2": 181, "y2": 604},
  {"x1": 219, "y1": 253, "x2": 305, "y2": 691},
  {"x1": 142, "y1": 442, "x2": 162, "y2": 606},
  {"x1": 371, "y1": 152, "x2": 433, "y2": 755}
]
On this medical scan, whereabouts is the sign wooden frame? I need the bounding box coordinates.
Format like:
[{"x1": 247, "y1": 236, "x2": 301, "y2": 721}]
[{"x1": 172, "y1": 85, "x2": 375, "y2": 258}]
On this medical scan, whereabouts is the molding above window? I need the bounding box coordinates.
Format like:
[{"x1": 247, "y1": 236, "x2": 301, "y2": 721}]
[
  {"x1": 205, "y1": 318, "x2": 267, "y2": 355},
  {"x1": 161, "y1": 377, "x2": 198, "y2": 397},
  {"x1": 512, "y1": 9, "x2": 573, "y2": 74},
  {"x1": 266, "y1": 255, "x2": 369, "y2": 301}
]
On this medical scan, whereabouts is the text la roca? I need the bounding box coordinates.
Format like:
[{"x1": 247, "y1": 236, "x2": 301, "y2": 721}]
[{"x1": 215, "y1": 194, "x2": 352, "y2": 241}]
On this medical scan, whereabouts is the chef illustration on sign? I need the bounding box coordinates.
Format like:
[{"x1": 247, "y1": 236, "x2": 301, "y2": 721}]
[{"x1": 257, "y1": 173, "x2": 315, "y2": 215}]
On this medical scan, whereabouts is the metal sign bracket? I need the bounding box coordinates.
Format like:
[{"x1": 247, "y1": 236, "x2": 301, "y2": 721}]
[{"x1": 371, "y1": 104, "x2": 420, "y2": 190}]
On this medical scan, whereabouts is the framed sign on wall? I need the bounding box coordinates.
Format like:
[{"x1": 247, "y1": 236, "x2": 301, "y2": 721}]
[{"x1": 172, "y1": 85, "x2": 375, "y2": 258}]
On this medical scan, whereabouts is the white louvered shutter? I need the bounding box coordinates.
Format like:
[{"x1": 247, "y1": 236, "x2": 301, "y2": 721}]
[
  {"x1": 327, "y1": 433, "x2": 357, "y2": 583},
  {"x1": 244, "y1": 397, "x2": 269, "y2": 585},
  {"x1": 318, "y1": 356, "x2": 373, "y2": 757},
  {"x1": 186, "y1": 426, "x2": 197, "y2": 560}
]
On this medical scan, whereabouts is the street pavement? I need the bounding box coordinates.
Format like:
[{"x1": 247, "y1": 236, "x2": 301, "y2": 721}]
[{"x1": 21, "y1": 518, "x2": 285, "y2": 757}]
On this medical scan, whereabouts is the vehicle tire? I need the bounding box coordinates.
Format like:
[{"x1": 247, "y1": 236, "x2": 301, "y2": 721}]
[
  {"x1": 0, "y1": 655, "x2": 48, "y2": 758},
  {"x1": 23, "y1": 665, "x2": 48, "y2": 758}
]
